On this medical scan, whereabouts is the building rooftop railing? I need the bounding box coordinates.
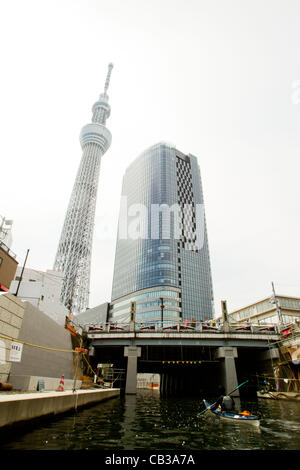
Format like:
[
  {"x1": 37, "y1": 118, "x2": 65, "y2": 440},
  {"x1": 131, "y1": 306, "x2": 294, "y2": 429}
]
[
  {"x1": 0, "y1": 240, "x2": 17, "y2": 260},
  {"x1": 85, "y1": 319, "x2": 279, "y2": 335}
]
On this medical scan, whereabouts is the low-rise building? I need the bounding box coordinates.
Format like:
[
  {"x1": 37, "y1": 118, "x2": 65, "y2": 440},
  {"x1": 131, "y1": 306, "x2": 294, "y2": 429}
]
[
  {"x1": 10, "y1": 267, "x2": 69, "y2": 326},
  {"x1": 137, "y1": 373, "x2": 160, "y2": 390},
  {"x1": 74, "y1": 302, "x2": 109, "y2": 327},
  {"x1": 224, "y1": 294, "x2": 300, "y2": 391},
  {"x1": 0, "y1": 216, "x2": 18, "y2": 292},
  {"x1": 228, "y1": 295, "x2": 300, "y2": 326},
  {"x1": 0, "y1": 242, "x2": 18, "y2": 293},
  {"x1": 0, "y1": 216, "x2": 13, "y2": 250}
]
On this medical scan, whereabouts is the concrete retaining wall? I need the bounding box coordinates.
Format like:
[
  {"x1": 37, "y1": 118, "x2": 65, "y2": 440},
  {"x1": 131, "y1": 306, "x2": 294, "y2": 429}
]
[
  {"x1": 0, "y1": 294, "x2": 25, "y2": 383},
  {"x1": 257, "y1": 391, "x2": 300, "y2": 401},
  {"x1": 9, "y1": 302, "x2": 74, "y2": 383},
  {"x1": 0, "y1": 388, "x2": 120, "y2": 428},
  {"x1": 9, "y1": 375, "x2": 82, "y2": 391}
]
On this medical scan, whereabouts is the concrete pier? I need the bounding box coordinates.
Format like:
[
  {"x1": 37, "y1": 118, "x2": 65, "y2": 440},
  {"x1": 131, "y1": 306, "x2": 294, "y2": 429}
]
[
  {"x1": 216, "y1": 346, "x2": 239, "y2": 396},
  {"x1": 124, "y1": 346, "x2": 141, "y2": 394},
  {"x1": 0, "y1": 388, "x2": 120, "y2": 429}
]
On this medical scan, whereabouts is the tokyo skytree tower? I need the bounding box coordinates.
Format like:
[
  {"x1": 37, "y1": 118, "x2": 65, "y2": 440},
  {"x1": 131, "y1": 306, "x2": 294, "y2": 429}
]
[{"x1": 54, "y1": 63, "x2": 113, "y2": 315}]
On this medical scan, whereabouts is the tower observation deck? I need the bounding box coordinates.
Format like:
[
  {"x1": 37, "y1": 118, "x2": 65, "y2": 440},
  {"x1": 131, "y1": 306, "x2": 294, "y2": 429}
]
[{"x1": 54, "y1": 63, "x2": 113, "y2": 314}]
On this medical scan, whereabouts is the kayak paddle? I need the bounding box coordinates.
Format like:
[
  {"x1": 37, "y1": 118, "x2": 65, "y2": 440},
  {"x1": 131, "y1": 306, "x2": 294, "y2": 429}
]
[{"x1": 198, "y1": 379, "x2": 249, "y2": 416}]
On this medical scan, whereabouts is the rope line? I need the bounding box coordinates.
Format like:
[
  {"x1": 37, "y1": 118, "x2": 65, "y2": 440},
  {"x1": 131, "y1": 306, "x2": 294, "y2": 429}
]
[
  {"x1": 82, "y1": 355, "x2": 124, "y2": 386},
  {"x1": 0, "y1": 333, "x2": 78, "y2": 354},
  {"x1": 1, "y1": 333, "x2": 123, "y2": 386},
  {"x1": 254, "y1": 374, "x2": 300, "y2": 382},
  {"x1": 83, "y1": 354, "x2": 98, "y2": 376}
]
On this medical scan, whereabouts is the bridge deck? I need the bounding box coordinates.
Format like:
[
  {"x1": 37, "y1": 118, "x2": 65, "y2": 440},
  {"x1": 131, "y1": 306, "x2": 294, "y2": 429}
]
[{"x1": 88, "y1": 330, "x2": 279, "y2": 347}]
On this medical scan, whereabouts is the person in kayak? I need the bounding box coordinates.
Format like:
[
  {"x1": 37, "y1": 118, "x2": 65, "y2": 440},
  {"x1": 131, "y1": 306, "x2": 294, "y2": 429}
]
[{"x1": 209, "y1": 386, "x2": 237, "y2": 413}]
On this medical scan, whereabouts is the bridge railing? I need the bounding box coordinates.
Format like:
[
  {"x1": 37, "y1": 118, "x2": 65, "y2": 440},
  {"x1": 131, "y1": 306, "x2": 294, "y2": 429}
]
[{"x1": 85, "y1": 320, "x2": 278, "y2": 335}]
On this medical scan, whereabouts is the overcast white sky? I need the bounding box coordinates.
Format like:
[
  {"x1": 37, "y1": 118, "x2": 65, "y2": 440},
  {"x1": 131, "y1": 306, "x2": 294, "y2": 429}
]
[{"x1": 1, "y1": 0, "x2": 300, "y2": 315}]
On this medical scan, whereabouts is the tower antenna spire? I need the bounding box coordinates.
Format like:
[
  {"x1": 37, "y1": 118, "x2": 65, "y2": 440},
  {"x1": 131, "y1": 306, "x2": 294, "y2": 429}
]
[
  {"x1": 104, "y1": 63, "x2": 113, "y2": 94},
  {"x1": 54, "y1": 64, "x2": 113, "y2": 314}
]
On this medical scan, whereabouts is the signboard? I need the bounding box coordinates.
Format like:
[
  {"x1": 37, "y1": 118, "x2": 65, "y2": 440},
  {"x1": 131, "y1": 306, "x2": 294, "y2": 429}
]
[
  {"x1": 124, "y1": 346, "x2": 141, "y2": 357},
  {"x1": 9, "y1": 342, "x2": 23, "y2": 362}
]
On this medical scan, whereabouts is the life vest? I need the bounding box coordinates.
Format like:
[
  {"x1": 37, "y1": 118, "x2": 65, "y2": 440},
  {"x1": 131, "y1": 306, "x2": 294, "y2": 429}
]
[
  {"x1": 239, "y1": 410, "x2": 252, "y2": 416},
  {"x1": 222, "y1": 395, "x2": 234, "y2": 410}
]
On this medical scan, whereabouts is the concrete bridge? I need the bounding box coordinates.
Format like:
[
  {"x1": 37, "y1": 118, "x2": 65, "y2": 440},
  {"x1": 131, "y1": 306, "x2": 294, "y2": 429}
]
[{"x1": 86, "y1": 320, "x2": 280, "y2": 397}]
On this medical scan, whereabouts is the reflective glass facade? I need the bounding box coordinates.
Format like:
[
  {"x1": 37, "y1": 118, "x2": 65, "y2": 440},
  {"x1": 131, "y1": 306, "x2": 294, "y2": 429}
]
[{"x1": 110, "y1": 142, "x2": 214, "y2": 322}]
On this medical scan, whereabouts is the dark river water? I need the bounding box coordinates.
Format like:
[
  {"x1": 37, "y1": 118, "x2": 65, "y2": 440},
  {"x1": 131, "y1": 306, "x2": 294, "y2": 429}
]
[{"x1": 1, "y1": 390, "x2": 300, "y2": 451}]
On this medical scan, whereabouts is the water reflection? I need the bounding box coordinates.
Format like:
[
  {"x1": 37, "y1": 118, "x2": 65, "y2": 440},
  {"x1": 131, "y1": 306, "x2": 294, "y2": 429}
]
[
  {"x1": 120, "y1": 394, "x2": 139, "y2": 449},
  {"x1": 1, "y1": 391, "x2": 300, "y2": 450}
]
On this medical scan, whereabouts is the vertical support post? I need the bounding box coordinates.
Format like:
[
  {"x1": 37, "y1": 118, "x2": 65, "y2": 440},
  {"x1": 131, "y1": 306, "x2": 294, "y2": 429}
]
[
  {"x1": 160, "y1": 297, "x2": 164, "y2": 328},
  {"x1": 221, "y1": 300, "x2": 230, "y2": 332},
  {"x1": 164, "y1": 373, "x2": 169, "y2": 396},
  {"x1": 124, "y1": 346, "x2": 141, "y2": 394},
  {"x1": 15, "y1": 249, "x2": 30, "y2": 297},
  {"x1": 130, "y1": 301, "x2": 136, "y2": 332},
  {"x1": 160, "y1": 373, "x2": 165, "y2": 396},
  {"x1": 216, "y1": 347, "x2": 239, "y2": 396},
  {"x1": 271, "y1": 282, "x2": 283, "y2": 324},
  {"x1": 73, "y1": 338, "x2": 83, "y2": 393}
]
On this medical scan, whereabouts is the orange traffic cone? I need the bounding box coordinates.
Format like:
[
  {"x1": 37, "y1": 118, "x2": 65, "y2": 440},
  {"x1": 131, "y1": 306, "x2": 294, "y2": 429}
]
[{"x1": 56, "y1": 375, "x2": 65, "y2": 392}]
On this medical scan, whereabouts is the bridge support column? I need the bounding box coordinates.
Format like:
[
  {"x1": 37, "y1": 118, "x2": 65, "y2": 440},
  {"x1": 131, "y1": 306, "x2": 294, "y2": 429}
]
[
  {"x1": 216, "y1": 347, "x2": 239, "y2": 396},
  {"x1": 160, "y1": 373, "x2": 165, "y2": 396},
  {"x1": 169, "y1": 374, "x2": 173, "y2": 395},
  {"x1": 165, "y1": 372, "x2": 171, "y2": 397},
  {"x1": 124, "y1": 346, "x2": 141, "y2": 395},
  {"x1": 164, "y1": 373, "x2": 169, "y2": 396}
]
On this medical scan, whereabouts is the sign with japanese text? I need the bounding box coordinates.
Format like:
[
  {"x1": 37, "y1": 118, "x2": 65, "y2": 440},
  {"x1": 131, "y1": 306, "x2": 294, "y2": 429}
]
[{"x1": 9, "y1": 342, "x2": 23, "y2": 362}]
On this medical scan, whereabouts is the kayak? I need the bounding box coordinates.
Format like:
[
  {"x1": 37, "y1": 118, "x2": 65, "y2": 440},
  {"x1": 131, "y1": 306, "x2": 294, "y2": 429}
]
[{"x1": 203, "y1": 400, "x2": 261, "y2": 427}]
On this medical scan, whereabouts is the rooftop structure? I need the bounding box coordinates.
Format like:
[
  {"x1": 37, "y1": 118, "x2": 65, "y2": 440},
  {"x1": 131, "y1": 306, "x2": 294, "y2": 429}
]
[
  {"x1": 227, "y1": 294, "x2": 300, "y2": 326},
  {"x1": 10, "y1": 267, "x2": 69, "y2": 326}
]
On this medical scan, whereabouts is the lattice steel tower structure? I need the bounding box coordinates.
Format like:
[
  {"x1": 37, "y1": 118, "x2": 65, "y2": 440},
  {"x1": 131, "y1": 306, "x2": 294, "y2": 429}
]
[{"x1": 54, "y1": 63, "x2": 113, "y2": 314}]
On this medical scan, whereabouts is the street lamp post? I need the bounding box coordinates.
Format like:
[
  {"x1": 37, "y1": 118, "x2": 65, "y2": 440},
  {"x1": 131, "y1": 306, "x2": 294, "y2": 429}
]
[
  {"x1": 160, "y1": 297, "x2": 164, "y2": 327},
  {"x1": 15, "y1": 249, "x2": 30, "y2": 297},
  {"x1": 271, "y1": 281, "x2": 283, "y2": 325}
]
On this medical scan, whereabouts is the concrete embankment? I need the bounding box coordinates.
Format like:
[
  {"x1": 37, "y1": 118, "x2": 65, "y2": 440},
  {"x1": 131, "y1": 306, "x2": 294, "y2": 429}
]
[
  {"x1": 257, "y1": 391, "x2": 300, "y2": 401},
  {"x1": 0, "y1": 388, "x2": 120, "y2": 429}
]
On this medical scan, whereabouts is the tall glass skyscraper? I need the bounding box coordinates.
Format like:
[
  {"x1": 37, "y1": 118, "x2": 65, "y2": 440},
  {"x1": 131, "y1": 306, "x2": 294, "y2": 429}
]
[{"x1": 110, "y1": 142, "x2": 214, "y2": 324}]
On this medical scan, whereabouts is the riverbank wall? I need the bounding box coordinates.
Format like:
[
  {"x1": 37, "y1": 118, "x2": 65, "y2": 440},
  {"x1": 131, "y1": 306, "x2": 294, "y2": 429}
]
[
  {"x1": 0, "y1": 388, "x2": 120, "y2": 429},
  {"x1": 9, "y1": 301, "x2": 76, "y2": 385},
  {"x1": 257, "y1": 391, "x2": 300, "y2": 401}
]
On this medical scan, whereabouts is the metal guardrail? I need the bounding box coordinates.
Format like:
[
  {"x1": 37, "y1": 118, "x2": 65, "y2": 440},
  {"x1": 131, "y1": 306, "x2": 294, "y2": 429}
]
[
  {"x1": 85, "y1": 320, "x2": 279, "y2": 335},
  {"x1": 0, "y1": 240, "x2": 17, "y2": 259}
]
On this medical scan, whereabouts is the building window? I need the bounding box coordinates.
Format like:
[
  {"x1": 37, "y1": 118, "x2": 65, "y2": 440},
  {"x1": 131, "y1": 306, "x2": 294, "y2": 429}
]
[{"x1": 0, "y1": 257, "x2": 2, "y2": 266}]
